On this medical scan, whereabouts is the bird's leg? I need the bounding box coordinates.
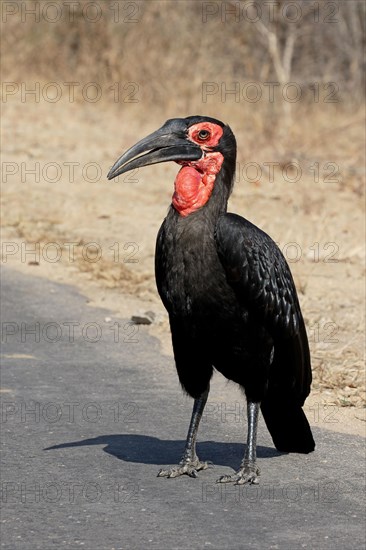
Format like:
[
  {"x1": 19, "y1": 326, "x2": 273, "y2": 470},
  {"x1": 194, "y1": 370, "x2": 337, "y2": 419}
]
[
  {"x1": 217, "y1": 401, "x2": 260, "y2": 485},
  {"x1": 158, "y1": 387, "x2": 211, "y2": 478}
]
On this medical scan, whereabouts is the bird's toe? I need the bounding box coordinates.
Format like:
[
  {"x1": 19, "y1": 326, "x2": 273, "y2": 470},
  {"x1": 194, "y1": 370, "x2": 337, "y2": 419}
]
[
  {"x1": 157, "y1": 459, "x2": 211, "y2": 479},
  {"x1": 236, "y1": 469, "x2": 260, "y2": 485},
  {"x1": 216, "y1": 464, "x2": 260, "y2": 485}
]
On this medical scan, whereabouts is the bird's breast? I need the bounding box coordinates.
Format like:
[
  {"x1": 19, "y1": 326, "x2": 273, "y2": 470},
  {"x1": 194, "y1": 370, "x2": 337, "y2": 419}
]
[{"x1": 155, "y1": 211, "x2": 238, "y2": 321}]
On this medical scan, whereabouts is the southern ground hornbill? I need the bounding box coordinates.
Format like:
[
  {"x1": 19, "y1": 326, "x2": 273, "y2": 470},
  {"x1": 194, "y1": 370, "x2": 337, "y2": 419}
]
[{"x1": 108, "y1": 116, "x2": 315, "y2": 484}]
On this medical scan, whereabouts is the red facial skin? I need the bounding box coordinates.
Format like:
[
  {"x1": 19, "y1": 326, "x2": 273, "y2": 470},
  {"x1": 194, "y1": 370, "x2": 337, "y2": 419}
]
[{"x1": 172, "y1": 122, "x2": 224, "y2": 217}]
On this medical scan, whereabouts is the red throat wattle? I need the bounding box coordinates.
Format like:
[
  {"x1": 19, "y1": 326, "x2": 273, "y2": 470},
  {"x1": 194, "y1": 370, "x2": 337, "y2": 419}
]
[{"x1": 172, "y1": 152, "x2": 224, "y2": 217}]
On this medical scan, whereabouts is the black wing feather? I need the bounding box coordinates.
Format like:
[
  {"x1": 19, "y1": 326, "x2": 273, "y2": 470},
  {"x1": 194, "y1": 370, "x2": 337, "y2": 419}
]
[{"x1": 215, "y1": 212, "x2": 311, "y2": 404}]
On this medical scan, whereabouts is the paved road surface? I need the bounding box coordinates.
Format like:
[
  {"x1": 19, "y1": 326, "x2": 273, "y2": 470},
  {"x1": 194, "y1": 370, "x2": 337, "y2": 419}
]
[{"x1": 1, "y1": 267, "x2": 365, "y2": 549}]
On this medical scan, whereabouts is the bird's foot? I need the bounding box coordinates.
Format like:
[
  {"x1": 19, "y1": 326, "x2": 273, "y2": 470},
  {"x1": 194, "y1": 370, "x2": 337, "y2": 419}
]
[
  {"x1": 216, "y1": 462, "x2": 260, "y2": 485},
  {"x1": 157, "y1": 457, "x2": 212, "y2": 479}
]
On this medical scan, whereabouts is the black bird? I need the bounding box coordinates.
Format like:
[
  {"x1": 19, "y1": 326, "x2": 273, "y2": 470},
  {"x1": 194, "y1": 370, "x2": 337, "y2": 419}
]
[{"x1": 108, "y1": 116, "x2": 315, "y2": 484}]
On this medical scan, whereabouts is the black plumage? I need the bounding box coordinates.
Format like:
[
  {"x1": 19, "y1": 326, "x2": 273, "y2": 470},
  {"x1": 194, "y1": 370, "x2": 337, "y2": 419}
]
[{"x1": 108, "y1": 116, "x2": 315, "y2": 484}]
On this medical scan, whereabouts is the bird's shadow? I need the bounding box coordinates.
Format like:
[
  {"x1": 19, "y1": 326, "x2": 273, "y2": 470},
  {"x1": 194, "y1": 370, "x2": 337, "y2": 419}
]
[{"x1": 45, "y1": 434, "x2": 284, "y2": 467}]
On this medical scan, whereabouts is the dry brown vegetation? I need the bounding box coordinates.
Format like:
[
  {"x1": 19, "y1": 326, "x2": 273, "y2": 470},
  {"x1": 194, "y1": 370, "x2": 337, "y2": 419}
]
[{"x1": 1, "y1": 1, "x2": 365, "y2": 407}]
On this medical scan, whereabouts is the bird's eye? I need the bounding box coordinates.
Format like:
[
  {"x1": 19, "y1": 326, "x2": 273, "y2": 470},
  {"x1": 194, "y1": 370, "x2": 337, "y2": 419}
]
[{"x1": 197, "y1": 129, "x2": 210, "y2": 141}]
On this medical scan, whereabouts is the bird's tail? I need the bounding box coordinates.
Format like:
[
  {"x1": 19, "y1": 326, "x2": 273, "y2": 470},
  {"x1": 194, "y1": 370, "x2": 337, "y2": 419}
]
[
  {"x1": 261, "y1": 315, "x2": 315, "y2": 454},
  {"x1": 261, "y1": 396, "x2": 315, "y2": 453}
]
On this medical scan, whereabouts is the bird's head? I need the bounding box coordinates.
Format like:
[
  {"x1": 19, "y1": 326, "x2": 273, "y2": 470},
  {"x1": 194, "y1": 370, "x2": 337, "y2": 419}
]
[{"x1": 108, "y1": 116, "x2": 237, "y2": 217}]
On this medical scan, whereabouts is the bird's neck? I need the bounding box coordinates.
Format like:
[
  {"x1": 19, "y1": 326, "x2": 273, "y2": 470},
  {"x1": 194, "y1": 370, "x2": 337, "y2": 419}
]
[{"x1": 172, "y1": 152, "x2": 225, "y2": 218}]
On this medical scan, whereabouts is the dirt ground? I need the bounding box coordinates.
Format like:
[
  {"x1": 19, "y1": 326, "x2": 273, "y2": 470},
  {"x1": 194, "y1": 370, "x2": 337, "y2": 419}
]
[{"x1": 1, "y1": 97, "x2": 365, "y2": 436}]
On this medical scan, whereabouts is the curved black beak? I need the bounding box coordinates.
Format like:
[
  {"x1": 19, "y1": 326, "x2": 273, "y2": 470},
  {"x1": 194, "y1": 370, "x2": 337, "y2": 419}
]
[{"x1": 107, "y1": 123, "x2": 202, "y2": 180}]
